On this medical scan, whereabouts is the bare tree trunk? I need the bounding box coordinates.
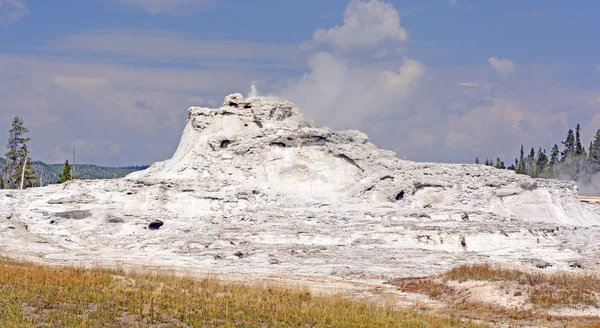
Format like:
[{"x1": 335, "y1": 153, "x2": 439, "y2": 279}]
[{"x1": 19, "y1": 157, "x2": 27, "y2": 190}]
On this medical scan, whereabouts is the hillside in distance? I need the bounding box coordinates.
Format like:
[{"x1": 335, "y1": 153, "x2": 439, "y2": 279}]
[{"x1": 0, "y1": 157, "x2": 148, "y2": 185}]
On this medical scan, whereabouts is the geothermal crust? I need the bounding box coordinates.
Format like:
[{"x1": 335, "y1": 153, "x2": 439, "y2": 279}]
[{"x1": 1, "y1": 93, "x2": 600, "y2": 282}]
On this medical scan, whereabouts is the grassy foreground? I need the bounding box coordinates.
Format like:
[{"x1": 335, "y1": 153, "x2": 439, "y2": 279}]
[{"x1": 0, "y1": 258, "x2": 483, "y2": 327}]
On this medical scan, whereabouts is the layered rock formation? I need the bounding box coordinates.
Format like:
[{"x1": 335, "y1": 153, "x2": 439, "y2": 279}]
[{"x1": 1, "y1": 94, "x2": 599, "y2": 281}]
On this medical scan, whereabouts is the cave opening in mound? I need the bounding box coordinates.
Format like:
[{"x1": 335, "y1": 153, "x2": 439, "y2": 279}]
[
  {"x1": 395, "y1": 191, "x2": 405, "y2": 201},
  {"x1": 220, "y1": 140, "x2": 231, "y2": 148},
  {"x1": 148, "y1": 220, "x2": 164, "y2": 230}
]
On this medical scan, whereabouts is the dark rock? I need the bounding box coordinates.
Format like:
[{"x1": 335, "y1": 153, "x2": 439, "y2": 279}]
[
  {"x1": 530, "y1": 259, "x2": 552, "y2": 269},
  {"x1": 148, "y1": 220, "x2": 164, "y2": 230},
  {"x1": 568, "y1": 261, "x2": 583, "y2": 269},
  {"x1": 395, "y1": 191, "x2": 404, "y2": 201}
]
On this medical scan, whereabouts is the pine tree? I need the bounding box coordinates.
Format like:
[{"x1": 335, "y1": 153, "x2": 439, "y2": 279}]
[
  {"x1": 57, "y1": 160, "x2": 73, "y2": 184},
  {"x1": 475, "y1": 157, "x2": 479, "y2": 164},
  {"x1": 526, "y1": 147, "x2": 535, "y2": 177},
  {"x1": 589, "y1": 129, "x2": 600, "y2": 172},
  {"x1": 516, "y1": 145, "x2": 526, "y2": 174},
  {"x1": 535, "y1": 147, "x2": 548, "y2": 175},
  {"x1": 495, "y1": 157, "x2": 505, "y2": 169},
  {"x1": 0, "y1": 176, "x2": 4, "y2": 189},
  {"x1": 561, "y1": 129, "x2": 575, "y2": 162},
  {"x1": 549, "y1": 144, "x2": 560, "y2": 166},
  {"x1": 1, "y1": 117, "x2": 37, "y2": 189},
  {"x1": 575, "y1": 124, "x2": 585, "y2": 156}
]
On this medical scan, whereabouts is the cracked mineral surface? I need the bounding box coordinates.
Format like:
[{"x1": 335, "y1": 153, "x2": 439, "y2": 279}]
[{"x1": 1, "y1": 93, "x2": 600, "y2": 285}]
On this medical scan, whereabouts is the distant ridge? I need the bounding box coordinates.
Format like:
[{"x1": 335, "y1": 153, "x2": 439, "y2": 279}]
[{"x1": 0, "y1": 157, "x2": 148, "y2": 185}]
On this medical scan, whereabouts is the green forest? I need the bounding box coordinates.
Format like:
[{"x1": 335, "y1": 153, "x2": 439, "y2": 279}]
[{"x1": 477, "y1": 124, "x2": 600, "y2": 194}]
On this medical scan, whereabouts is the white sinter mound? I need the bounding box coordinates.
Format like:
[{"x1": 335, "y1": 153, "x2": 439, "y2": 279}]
[{"x1": 1, "y1": 94, "x2": 600, "y2": 282}]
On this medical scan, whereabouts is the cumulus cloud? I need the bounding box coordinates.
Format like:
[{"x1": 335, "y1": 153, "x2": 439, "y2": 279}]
[
  {"x1": 280, "y1": 54, "x2": 424, "y2": 128},
  {"x1": 0, "y1": 0, "x2": 28, "y2": 25},
  {"x1": 302, "y1": 0, "x2": 408, "y2": 52},
  {"x1": 488, "y1": 57, "x2": 516, "y2": 79},
  {"x1": 102, "y1": 0, "x2": 218, "y2": 15},
  {"x1": 276, "y1": 0, "x2": 423, "y2": 131},
  {"x1": 3, "y1": 0, "x2": 600, "y2": 170}
]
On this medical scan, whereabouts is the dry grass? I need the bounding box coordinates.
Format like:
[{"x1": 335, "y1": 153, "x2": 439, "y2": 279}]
[
  {"x1": 391, "y1": 264, "x2": 600, "y2": 327},
  {"x1": 444, "y1": 264, "x2": 524, "y2": 282},
  {"x1": 443, "y1": 264, "x2": 600, "y2": 308},
  {"x1": 0, "y1": 258, "x2": 485, "y2": 327}
]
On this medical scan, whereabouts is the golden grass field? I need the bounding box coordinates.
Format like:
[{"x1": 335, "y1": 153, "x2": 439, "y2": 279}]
[
  {"x1": 2, "y1": 257, "x2": 600, "y2": 326},
  {"x1": 0, "y1": 257, "x2": 485, "y2": 328}
]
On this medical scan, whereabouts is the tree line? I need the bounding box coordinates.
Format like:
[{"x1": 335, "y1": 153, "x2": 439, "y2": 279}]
[
  {"x1": 1, "y1": 117, "x2": 73, "y2": 189},
  {"x1": 476, "y1": 124, "x2": 600, "y2": 182}
]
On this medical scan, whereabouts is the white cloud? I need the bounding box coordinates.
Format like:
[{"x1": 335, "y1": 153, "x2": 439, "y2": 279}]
[
  {"x1": 382, "y1": 58, "x2": 425, "y2": 94},
  {"x1": 102, "y1": 0, "x2": 217, "y2": 15},
  {"x1": 279, "y1": 54, "x2": 424, "y2": 129},
  {"x1": 457, "y1": 82, "x2": 480, "y2": 87},
  {"x1": 277, "y1": 1, "x2": 423, "y2": 130},
  {"x1": 448, "y1": 0, "x2": 458, "y2": 7},
  {"x1": 488, "y1": 57, "x2": 516, "y2": 79},
  {"x1": 53, "y1": 77, "x2": 109, "y2": 94},
  {"x1": 0, "y1": 0, "x2": 28, "y2": 25},
  {"x1": 3, "y1": 0, "x2": 599, "y2": 169},
  {"x1": 303, "y1": 0, "x2": 408, "y2": 52}
]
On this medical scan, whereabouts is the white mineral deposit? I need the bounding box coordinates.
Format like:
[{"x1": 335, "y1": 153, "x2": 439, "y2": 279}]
[{"x1": 1, "y1": 94, "x2": 599, "y2": 286}]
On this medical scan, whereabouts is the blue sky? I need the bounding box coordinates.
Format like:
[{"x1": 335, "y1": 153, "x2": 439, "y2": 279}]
[{"x1": 1, "y1": 0, "x2": 600, "y2": 166}]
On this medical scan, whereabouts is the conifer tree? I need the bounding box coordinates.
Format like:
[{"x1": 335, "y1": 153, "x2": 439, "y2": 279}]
[
  {"x1": 528, "y1": 147, "x2": 536, "y2": 177},
  {"x1": 575, "y1": 124, "x2": 585, "y2": 156},
  {"x1": 1, "y1": 117, "x2": 37, "y2": 189},
  {"x1": 549, "y1": 144, "x2": 560, "y2": 167},
  {"x1": 516, "y1": 145, "x2": 526, "y2": 174},
  {"x1": 589, "y1": 129, "x2": 600, "y2": 171},
  {"x1": 561, "y1": 129, "x2": 575, "y2": 162},
  {"x1": 535, "y1": 147, "x2": 548, "y2": 175},
  {"x1": 475, "y1": 157, "x2": 479, "y2": 164},
  {"x1": 495, "y1": 157, "x2": 505, "y2": 169},
  {"x1": 57, "y1": 160, "x2": 73, "y2": 184},
  {"x1": 0, "y1": 176, "x2": 3, "y2": 189}
]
